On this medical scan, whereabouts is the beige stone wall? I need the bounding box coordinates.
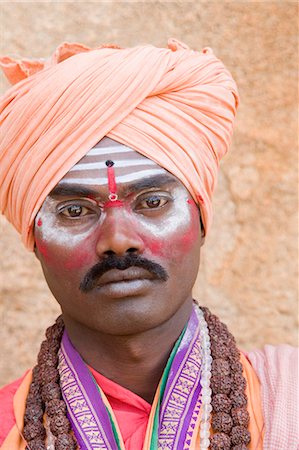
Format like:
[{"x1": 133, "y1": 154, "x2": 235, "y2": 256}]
[{"x1": 0, "y1": 1, "x2": 298, "y2": 387}]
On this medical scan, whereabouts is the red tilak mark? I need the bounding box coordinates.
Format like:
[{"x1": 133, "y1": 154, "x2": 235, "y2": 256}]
[
  {"x1": 106, "y1": 164, "x2": 117, "y2": 199},
  {"x1": 103, "y1": 200, "x2": 124, "y2": 208},
  {"x1": 37, "y1": 218, "x2": 42, "y2": 227}
]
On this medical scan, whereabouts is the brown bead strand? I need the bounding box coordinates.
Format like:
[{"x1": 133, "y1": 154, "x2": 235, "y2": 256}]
[
  {"x1": 24, "y1": 308, "x2": 250, "y2": 450},
  {"x1": 200, "y1": 306, "x2": 251, "y2": 450},
  {"x1": 23, "y1": 316, "x2": 77, "y2": 450}
]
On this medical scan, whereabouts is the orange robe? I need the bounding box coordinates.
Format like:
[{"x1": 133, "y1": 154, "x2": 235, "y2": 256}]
[{"x1": 0, "y1": 353, "x2": 264, "y2": 449}]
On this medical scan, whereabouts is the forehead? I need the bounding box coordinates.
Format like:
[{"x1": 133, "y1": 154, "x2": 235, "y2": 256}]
[{"x1": 61, "y1": 137, "x2": 168, "y2": 187}]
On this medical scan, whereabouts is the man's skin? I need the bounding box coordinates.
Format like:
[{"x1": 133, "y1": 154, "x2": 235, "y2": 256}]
[{"x1": 34, "y1": 137, "x2": 205, "y2": 404}]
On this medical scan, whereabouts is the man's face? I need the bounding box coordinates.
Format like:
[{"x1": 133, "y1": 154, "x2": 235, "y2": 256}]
[{"x1": 34, "y1": 137, "x2": 204, "y2": 335}]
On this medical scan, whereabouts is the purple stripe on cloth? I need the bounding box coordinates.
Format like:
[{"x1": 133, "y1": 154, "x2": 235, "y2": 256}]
[
  {"x1": 59, "y1": 331, "x2": 118, "y2": 450},
  {"x1": 159, "y1": 306, "x2": 202, "y2": 449},
  {"x1": 59, "y1": 347, "x2": 95, "y2": 449},
  {"x1": 161, "y1": 307, "x2": 199, "y2": 415},
  {"x1": 176, "y1": 369, "x2": 202, "y2": 449}
]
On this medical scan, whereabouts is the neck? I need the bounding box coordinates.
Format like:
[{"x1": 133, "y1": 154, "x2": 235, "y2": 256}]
[{"x1": 63, "y1": 299, "x2": 193, "y2": 403}]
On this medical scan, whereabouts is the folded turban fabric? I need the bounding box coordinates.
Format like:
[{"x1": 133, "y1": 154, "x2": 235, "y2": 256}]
[{"x1": 0, "y1": 39, "x2": 239, "y2": 250}]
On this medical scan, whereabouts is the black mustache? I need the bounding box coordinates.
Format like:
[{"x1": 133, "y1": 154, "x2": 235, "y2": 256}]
[{"x1": 80, "y1": 254, "x2": 169, "y2": 293}]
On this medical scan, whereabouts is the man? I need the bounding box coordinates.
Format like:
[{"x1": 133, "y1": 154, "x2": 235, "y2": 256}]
[{"x1": 0, "y1": 40, "x2": 297, "y2": 450}]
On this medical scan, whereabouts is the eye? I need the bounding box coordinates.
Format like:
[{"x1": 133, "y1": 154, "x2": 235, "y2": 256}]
[
  {"x1": 137, "y1": 195, "x2": 169, "y2": 210},
  {"x1": 59, "y1": 204, "x2": 92, "y2": 218}
]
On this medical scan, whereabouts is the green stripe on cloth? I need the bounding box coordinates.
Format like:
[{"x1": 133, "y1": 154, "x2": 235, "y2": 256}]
[{"x1": 149, "y1": 324, "x2": 187, "y2": 450}]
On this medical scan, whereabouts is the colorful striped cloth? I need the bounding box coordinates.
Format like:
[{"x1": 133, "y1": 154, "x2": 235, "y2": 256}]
[{"x1": 247, "y1": 345, "x2": 298, "y2": 449}]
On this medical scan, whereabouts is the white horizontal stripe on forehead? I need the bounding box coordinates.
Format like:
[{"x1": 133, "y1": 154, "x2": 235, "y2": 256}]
[
  {"x1": 87, "y1": 145, "x2": 134, "y2": 156},
  {"x1": 63, "y1": 168, "x2": 166, "y2": 186},
  {"x1": 69, "y1": 159, "x2": 156, "y2": 172}
]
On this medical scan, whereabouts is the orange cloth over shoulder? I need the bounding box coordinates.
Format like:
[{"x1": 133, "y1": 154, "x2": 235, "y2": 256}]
[
  {"x1": 0, "y1": 355, "x2": 263, "y2": 449},
  {"x1": 0, "y1": 39, "x2": 239, "y2": 250}
]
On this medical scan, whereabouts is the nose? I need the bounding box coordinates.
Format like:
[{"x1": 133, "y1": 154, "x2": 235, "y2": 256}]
[{"x1": 95, "y1": 210, "x2": 145, "y2": 258}]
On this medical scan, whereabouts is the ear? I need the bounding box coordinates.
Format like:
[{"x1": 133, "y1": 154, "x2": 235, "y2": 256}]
[{"x1": 33, "y1": 244, "x2": 40, "y2": 260}]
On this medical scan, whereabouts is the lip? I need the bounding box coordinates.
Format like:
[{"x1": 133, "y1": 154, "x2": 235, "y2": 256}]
[
  {"x1": 97, "y1": 267, "x2": 154, "y2": 287},
  {"x1": 94, "y1": 267, "x2": 155, "y2": 298}
]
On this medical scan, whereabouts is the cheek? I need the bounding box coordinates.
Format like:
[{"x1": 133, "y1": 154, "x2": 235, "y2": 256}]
[
  {"x1": 144, "y1": 238, "x2": 164, "y2": 256},
  {"x1": 175, "y1": 224, "x2": 199, "y2": 253},
  {"x1": 63, "y1": 246, "x2": 95, "y2": 270},
  {"x1": 143, "y1": 199, "x2": 200, "y2": 259},
  {"x1": 177, "y1": 199, "x2": 200, "y2": 250},
  {"x1": 35, "y1": 233, "x2": 95, "y2": 272},
  {"x1": 35, "y1": 208, "x2": 97, "y2": 271}
]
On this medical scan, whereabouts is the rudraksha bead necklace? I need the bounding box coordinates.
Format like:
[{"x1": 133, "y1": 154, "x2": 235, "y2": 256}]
[
  {"x1": 23, "y1": 306, "x2": 251, "y2": 449},
  {"x1": 200, "y1": 305, "x2": 251, "y2": 450}
]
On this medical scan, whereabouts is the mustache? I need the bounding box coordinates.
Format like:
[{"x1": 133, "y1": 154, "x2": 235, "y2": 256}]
[{"x1": 80, "y1": 254, "x2": 169, "y2": 293}]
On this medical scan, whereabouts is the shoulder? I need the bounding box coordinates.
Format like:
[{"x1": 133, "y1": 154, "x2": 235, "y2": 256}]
[
  {"x1": 0, "y1": 372, "x2": 28, "y2": 446},
  {"x1": 246, "y1": 344, "x2": 298, "y2": 404},
  {"x1": 246, "y1": 344, "x2": 298, "y2": 389}
]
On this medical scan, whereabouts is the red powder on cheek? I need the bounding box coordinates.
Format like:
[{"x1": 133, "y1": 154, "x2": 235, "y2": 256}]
[
  {"x1": 35, "y1": 235, "x2": 93, "y2": 271},
  {"x1": 37, "y1": 218, "x2": 42, "y2": 227},
  {"x1": 143, "y1": 207, "x2": 199, "y2": 258},
  {"x1": 146, "y1": 238, "x2": 164, "y2": 256},
  {"x1": 63, "y1": 237, "x2": 96, "y2": 270},
  {"x1": 144, "y1": 230, "x2": 196, "y2": 260},
  {"x1": 64, "y1": 248, "x2": 94, "y2": 270},
  {"x1": 176, "y1": 202, "x2": 200, "y2": 252},
  {"x1": 179, "y1": 230, "x2": 197, "y2": 248}
]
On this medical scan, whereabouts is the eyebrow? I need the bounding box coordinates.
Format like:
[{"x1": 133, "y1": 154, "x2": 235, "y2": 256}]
[
  {"x1": 123, "y1": 174, "x2": 178, "y2": 196},
  {"x1": 50, "y1": 185, "x2": 99, "y2": 198},
  {"x1": 50, "y1": 174, "x2": 178, "y2": 198}
]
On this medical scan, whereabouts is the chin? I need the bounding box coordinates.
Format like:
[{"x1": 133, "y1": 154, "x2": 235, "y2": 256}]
[
  {"x1": 106, "y1": 298, "x2": 171, "y2": 335},
  {"x1": 68, "y1": 294, "x2": 178, "y2": 336}
]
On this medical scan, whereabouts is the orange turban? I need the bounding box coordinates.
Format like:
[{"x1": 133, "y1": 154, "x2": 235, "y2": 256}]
[{"x1": 0, "y1": 39, "x2": 239, "y2": 250}]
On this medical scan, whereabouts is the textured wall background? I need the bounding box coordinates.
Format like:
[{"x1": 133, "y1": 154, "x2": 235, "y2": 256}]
[{"x1": 0, "y1": 1, "x2": 298, "y2": 387}]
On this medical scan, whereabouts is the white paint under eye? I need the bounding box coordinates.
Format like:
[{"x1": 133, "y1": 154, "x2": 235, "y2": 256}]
[
  {"x1": 68, "y1": 159, "x2": 156, "y2": 172},
  {"x1": 35, "y1": 182, "x2": 198, "y2": 250},
  {"x1": 87, "y1": 145, "x2": 133, "y2": 156},
  {"x1": 138, "y1": 186, "x2": 196, "y2": 239},
  {"x1": 63, "y1": 168, "x2": 166, "y2": 186},
  {"x1": 35, "y1": 138, "x2": 197, "y2": 250},
  {"x1": 35, "y1": 198, "x2": 97, "y2": 247}
]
